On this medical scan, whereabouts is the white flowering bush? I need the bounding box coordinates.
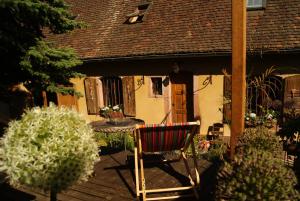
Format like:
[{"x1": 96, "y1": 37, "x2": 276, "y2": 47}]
[{"x1": 0, "y1": 105, "x2": 99, "y2": 194}]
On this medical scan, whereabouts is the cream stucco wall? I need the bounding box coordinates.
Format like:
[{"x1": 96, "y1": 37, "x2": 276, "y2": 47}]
[
  {"x1": 134, "y1": 76, "x2": 166, "y2": 124},
  {"x1": 71, "y1": 76, "x2": 167, "y2": 123},
  {"x1": 71, "y1": 75, "x2": 230, "y2": 136},
  {"x1": 196, "y1": 75, "x2": 229, "y2": 135}
]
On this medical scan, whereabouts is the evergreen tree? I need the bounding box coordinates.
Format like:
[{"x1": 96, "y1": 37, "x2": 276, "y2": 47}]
[{"x1": 0, "y1": 0, "x2": 84, "y2": 100}]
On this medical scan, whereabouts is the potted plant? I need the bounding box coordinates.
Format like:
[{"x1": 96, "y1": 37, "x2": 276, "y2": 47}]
[
  {"x1": 278, "y1": 116, "x2": 300, "y2": 155},
  {"x1": 99, "y1": 105, "x2": 125, "y2": 125},
  {"x1": 0, "y1": 105, "x2": 99, "y2": 201}
]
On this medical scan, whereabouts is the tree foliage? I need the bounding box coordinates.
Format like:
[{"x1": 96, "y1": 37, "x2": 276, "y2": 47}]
[{"x1": 0, "y1": 0, "x2": 84, "y2": 97}]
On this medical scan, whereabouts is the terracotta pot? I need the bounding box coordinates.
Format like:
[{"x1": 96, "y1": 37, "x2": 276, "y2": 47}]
[{"x1": 285, "y1": 143, "x2": 299, "y2": 155}]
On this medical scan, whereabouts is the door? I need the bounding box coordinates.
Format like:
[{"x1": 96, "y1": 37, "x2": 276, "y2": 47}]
[{"x1": 170, "y1": 72, "x2": 194, "y2": 123}]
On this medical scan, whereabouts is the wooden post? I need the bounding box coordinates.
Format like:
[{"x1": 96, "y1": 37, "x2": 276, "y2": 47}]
[{"x1": 231, "y1": 0, "x2": 247, "y2": 159}]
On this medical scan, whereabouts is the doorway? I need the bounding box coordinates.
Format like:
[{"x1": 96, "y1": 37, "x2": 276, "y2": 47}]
[{"x1": 170, "y1": 72, "x2": 194, "y2": 123}]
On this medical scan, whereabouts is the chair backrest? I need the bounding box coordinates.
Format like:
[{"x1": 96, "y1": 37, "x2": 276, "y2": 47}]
[{"x1": 136, "y1": 121, "x2": 200, "y2": 152}]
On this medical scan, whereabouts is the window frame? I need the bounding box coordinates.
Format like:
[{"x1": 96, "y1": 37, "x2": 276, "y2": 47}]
[
  {"x1": 247, "y1": 0, "x2": 266, "y2": 10},
  {"x1": 149, "y1": 76, "x2": 164, "y2": 98},
  {"x1": 100, "y1": 76, "x2": 124, "y2": 107}
]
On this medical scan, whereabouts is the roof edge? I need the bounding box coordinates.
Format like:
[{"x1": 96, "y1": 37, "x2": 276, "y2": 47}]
[{"x1": 82, "y1": 48, "x2": 300, "y2": 63}]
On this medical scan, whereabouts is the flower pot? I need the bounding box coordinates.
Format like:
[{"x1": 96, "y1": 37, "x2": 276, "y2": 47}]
[{"x1": 284, "y1": 143, "x2": 299, "y2": 155}]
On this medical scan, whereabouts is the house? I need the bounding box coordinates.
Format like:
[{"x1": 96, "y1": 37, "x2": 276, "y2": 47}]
[{"x1": 47, "y1": 0, "x2": 300, "y2": 135}]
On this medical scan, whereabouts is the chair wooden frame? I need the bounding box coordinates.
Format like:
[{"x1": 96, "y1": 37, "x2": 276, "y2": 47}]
[{"x1": 134, "y1": 121, "x2": 200, "y2": 201}]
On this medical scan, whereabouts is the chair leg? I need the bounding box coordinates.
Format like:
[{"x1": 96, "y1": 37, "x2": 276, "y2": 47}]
[
  {"x1": 191, "y1": 139, "x2": 200, "y2": 185},
  {"x1": 134, "y1": 132, "x2": 140, "y2": 198},
  {"x1": 181, "y1": 149, "x2": 200, "y2": 200},
  {"x1": 138, "y1": 133, "x2": 147, "y2": 200}
]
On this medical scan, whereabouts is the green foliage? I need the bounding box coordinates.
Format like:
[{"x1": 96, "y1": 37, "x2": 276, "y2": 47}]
[
  {"x1": 216, "y1": 148, "x2": 300, "y2": 201},
  {"x1": 203, "y1": 138, "x2": 228, "y2": 162},
  {"x1": 247, "y1": 66, "x2": 281, "y2": 103},
  {"x1": 0, "y1": 0, "x2": 84, "y2": 96},
  {"x1": 215, "y1": 127, "x2": 299, "y2": 200},
  {"x1": 278, "y1": 116, "x2": 300, "y2": 142},
  {"x1": 238, "y1": 126, "x2": 282, "y2": 155},
  {"x1": 0, "y1": 105, "x2": 99, "y2": 193},
  {"x1": 94, "y1": 132, "x2": 134, "y2": 151},
  {"x1": 197, "y1": 137, "x2": 228, "y2": 162}
]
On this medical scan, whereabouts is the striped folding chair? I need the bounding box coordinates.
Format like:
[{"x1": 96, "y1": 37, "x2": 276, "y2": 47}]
[{"x1": 134, "y1": 121, "x2": 200, "y2": 201}]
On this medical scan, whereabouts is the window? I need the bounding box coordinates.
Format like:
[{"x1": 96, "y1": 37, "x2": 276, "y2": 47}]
[
  {"x1": 84, "y1": 76, "x2": 136, "y2": 116},
  {"x1": 247, "y1": 0, "x2": 266, "y2": 10},
  {"x1": 101, "y1": 77, "x2": 123, "y2": 107},
  {"x1": 125, "y1": 1, "x2": 151, "y2": 24},
  {"x1": 150, "y1": 77, "x2": 163, "y2": 97}
]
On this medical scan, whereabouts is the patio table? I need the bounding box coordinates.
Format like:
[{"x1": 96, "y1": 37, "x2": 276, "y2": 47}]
[{"x1": 89, "y1": 118, "x2": 145, "y2": 151}]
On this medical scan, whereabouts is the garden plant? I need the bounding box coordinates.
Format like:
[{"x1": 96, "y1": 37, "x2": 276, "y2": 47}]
[
  {"x1": 0, "y1": 105, "x2": 99, "y2": 201},
  {"x1": 215, "y1": 127, "x2": 300, "y2": 201}
]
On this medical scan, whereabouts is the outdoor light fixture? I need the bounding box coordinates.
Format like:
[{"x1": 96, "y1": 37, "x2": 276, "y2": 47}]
[
  {"x1": 137, "y1": 75, "x2": 145, "y2": 88},
  {"x1": 172, "y1": 62, "x2": 180, "y2": 73}
]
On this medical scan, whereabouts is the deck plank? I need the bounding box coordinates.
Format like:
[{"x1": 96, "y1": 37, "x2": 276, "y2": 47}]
[{"x1": 1, "y1": 151, "x2": 214, "y2": 201}]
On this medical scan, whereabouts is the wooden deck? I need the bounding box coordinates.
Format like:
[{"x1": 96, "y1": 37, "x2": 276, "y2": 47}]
[{"x1": 0, "y1": 150, "x2": 218, "y2": 201}]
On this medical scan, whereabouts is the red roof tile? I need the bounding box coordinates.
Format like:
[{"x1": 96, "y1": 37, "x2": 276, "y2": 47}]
[{"x1": 48, "y1": 0, "x2": 300, "y2": 59}]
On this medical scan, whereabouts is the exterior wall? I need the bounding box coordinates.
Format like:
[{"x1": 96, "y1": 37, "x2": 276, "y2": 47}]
[
  {"x1": 134, "y1": 76, "x2": 166, "y2": 124},
  {"x1": 70, "y1": 53, "x2": 299, "y2": 134},
  {"x1": 71, "y1": 76, "x2": 168, "y2": 123},
  {"x1": 72, "y1": 74, "x2": 227, "y2": 135},
  {"x1": 196, "y1": 75, "x2": 228, "y2": 135}
]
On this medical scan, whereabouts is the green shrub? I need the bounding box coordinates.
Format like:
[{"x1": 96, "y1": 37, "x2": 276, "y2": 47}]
[
  {"x1": 198, "y1": 138, "x2": 228, "y2": 162},
  {"x1": 94, "y1": 132, "x2": 134, "y2": 151},
  {"x1": 278, "y1": 116, "x2": 300, "y2": 142},
  {"x1": 237, "y1": 126, "x2": 282, "y2": 155},
  {"x1": 0, "y1": 105, "x2": 99, "y2": 194},
  {"x1": 216, "y1": 148, "x2": 300, "y2": 201}
]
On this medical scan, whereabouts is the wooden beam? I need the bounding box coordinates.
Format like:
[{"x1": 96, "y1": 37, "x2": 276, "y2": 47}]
[{"x1": 231, "y1": 0, "x2": 247, "y2": 159}]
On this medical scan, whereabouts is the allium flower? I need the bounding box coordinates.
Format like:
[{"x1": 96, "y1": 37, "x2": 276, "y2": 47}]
[{"x1": 0, "y1": 104, "x2": 99, "y2": 193}]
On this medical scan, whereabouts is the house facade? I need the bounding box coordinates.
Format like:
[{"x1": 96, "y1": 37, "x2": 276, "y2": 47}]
[{"x1": 47, "y1": 0, "x2": 300, "y2": 135}]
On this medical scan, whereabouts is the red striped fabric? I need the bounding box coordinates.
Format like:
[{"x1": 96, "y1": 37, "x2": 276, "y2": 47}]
[{"x1": 138, "y1": 122, "x2": 199, "y2": 152}]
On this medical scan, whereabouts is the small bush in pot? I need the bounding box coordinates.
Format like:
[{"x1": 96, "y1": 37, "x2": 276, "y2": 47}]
[
  {"x1": 216, "y1": 148, "x2": 300, "y2": 201},
  {"x1": 237, "y1": 126, "x2": 282, "y2": 155},
  {"x1": 0, "y1": 105, "x2": 99, "y2": 201},
  {"x1": 278, "y1": 116, "x2": 300, "y2": 155}
]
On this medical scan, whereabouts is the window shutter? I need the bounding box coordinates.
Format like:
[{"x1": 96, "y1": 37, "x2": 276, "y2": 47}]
[
  {"x1": 122, "y1": 76, "x2": 136, "y2": 116},
  {"x1": 84, "y1": 78, "x2": 100, "y2": 114},
  {"x1": 283, "y1": 75, "x2": 300, "y2": 114},
  {"x1": 223, "y1": 75, "x2": 232, "y2": 122}
]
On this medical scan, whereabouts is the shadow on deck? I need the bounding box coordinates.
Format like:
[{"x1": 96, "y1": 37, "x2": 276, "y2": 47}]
[{"x1": 0, "y1": 150, "x2": 219, "y2": 201}]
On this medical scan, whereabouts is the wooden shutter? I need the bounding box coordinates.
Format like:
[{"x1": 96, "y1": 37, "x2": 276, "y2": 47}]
[
  {"x1": 122, "y1": 76, "x2": 136, "y2": 116},
  {"x1": 84, "y1": 78, "x2": 100, "y2": 114},
  {"x1": 223, "y1": 75, "x2": 232, "y2": 122},
  {"x1": 57, "y1": 93, "x2": 78, "y2": 111},
  {"x1": 283, "y1": 75, "x2": 300, "y2": 114}
]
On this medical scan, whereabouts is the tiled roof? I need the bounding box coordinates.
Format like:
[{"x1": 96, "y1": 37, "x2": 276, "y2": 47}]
[{"x1": 48, "y1": 0, "x2": 300, "y2": 59}]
